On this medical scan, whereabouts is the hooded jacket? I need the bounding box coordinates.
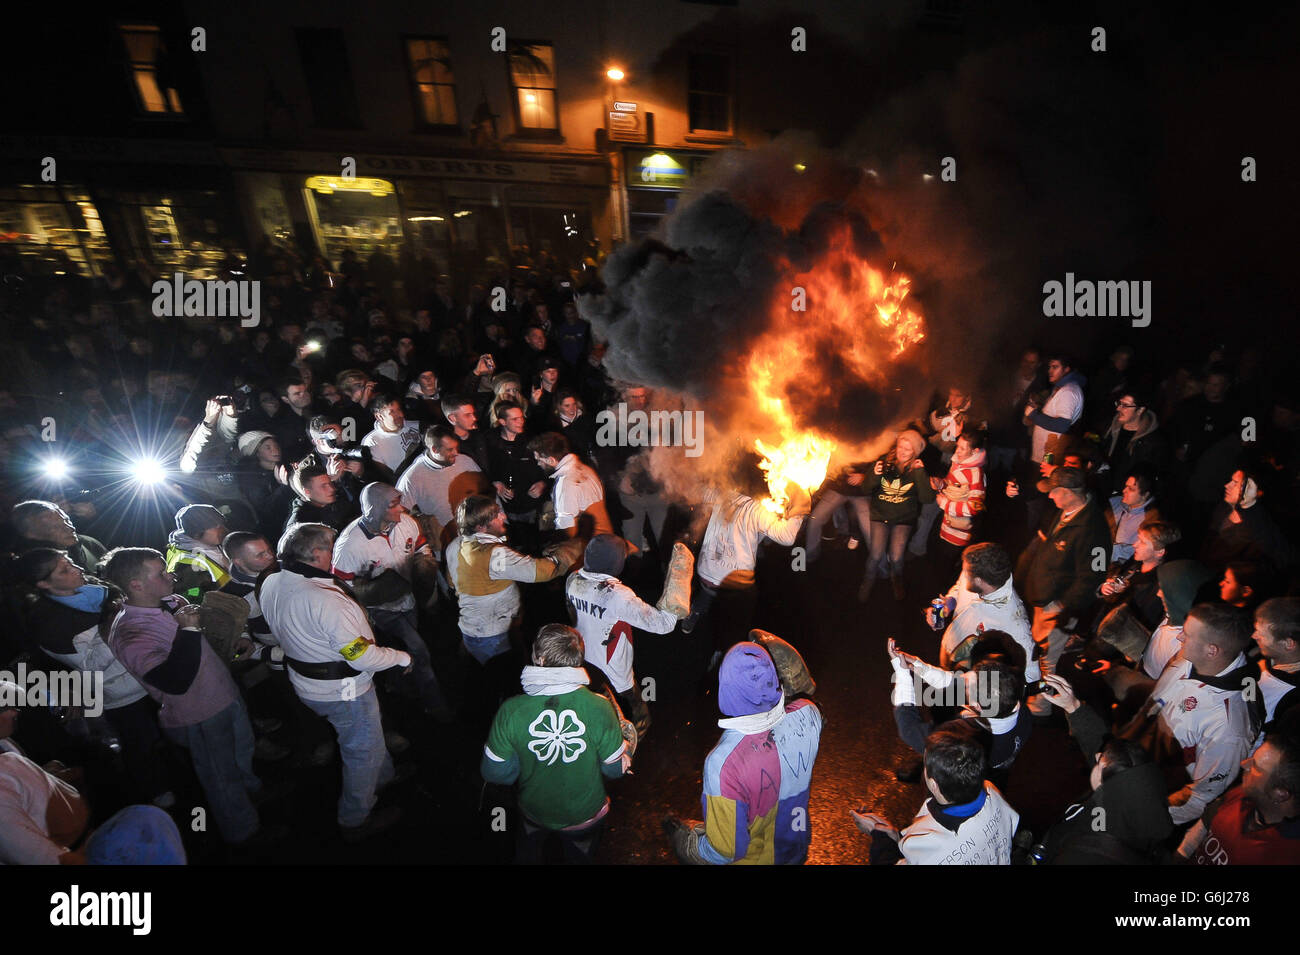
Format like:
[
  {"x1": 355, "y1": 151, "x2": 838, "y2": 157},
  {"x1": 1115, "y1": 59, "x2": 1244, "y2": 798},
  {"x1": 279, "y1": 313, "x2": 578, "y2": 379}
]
[
  {"x1": 1041, "y1": 763, "x2": 1173, "y2": 863},
  {"x1": 1100, "y1": 408, "x2": 1170, "y2": 484},
  {"x1": 331, "y1": 483, "x2": 426, "y2": 613},
  {"x1": 164, "y1": 529, "x2": 230, "y2": 603}
]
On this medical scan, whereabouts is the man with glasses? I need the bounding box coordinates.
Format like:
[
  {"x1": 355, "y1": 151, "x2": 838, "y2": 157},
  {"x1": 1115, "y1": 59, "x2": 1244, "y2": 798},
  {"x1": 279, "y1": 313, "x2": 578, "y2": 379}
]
[{"x1": 1097, "y1": 391, "x2": 1170, "y2": 497}]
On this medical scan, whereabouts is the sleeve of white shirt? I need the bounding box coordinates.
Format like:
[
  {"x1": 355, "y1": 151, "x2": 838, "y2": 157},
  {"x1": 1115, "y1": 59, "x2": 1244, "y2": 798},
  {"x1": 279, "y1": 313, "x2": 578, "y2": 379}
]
[
  {"x1": 395, "y1": 469, "x2": 417, "y2": 510},
  {"x1": 755, "y1": 505, "x2": 805, "y2": 547},
  {"x1": 446, "y1": 536, "x2": 464, "y2": 593},
  {"x1": 314, "y1": 588, "x2": 409, "y2": 672},
  {"x1": 617, "y1": 585, "x2": 680, "y2": 634},
  {"x1": 489, "y1": 544, "x2": 559, "y2": 583},
  {"x1": 1168, "y1": 725, "x2": 1248, "y2": 825},
  {"x1": 1044, "y1": 383, "x2": 1084, "y2": 427},
  {"x1": 330, "y1": 533, "x2": 367, "y2": 578}
]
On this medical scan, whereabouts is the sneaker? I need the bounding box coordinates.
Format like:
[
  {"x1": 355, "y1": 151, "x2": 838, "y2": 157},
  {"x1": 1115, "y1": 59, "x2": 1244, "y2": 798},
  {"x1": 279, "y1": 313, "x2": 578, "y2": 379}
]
[
  {"x1": 254, "y1": 736, "x2": 292, "y2": 762},
  {"x1": 846, "y1": 537, "x2": 861, "y2": 550},
  {"x1": 385, "y1": 731, "x2": 411, "y2": 755},
  {"x1": 341, "y1": 806, "x2": 403, "y2": 844}
]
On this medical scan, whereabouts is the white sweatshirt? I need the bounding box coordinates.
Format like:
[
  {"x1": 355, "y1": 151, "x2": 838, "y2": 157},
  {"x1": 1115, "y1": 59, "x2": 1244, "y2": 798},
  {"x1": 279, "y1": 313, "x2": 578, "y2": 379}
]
[
  {"x1": 1146, "y1": 654, "x2": 1258, "y2": 825},
  {"x1": 697, "y1": 489, "x2": 804, "y2": 588},
  {"x1": 940, "y1": 575, "x2": 1038, "y2": 681},
  {"x1": 566, "y1": 569, "x2": 678, "y2": 693},
  {"x1": 258, "y1": 565, "x2": 410, "y2": 702},
  {"x1": 898, "y1": 782, "x2": 1019, "y2": 865}
]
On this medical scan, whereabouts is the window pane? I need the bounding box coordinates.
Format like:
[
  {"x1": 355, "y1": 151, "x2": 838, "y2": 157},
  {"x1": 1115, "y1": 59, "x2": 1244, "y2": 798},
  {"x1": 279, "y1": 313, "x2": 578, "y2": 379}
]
[
  {"x1": 510, "y1": 44, "x2": 554, "y2": 90},
  {"x1": 517, "y1": 88, "x2": 555, "y2": 129},
  {"x1": 135, "y1": 69, "x2": 169, "y2": 112},
  {"x1": 419, "y1": 85, "x2": 458, "y2": 125},
  {"x1": 689, "y1": 92, "x2": 729, "y2": 132},
  {"x1": 121, "y1": 26, "x2": 159, "y2": 63},
  {"x1": 435, "y1": 85, "x2": 458, "y2": 124}
]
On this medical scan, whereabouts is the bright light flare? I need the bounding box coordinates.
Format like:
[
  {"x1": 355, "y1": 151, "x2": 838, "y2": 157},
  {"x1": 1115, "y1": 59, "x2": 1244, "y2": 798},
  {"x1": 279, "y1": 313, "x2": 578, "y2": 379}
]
[
  {"x1": 130, "y1": 458, "x2": 167, "y2": 485},
  {"x1": 606, "y1": 67, "x2": 625, "y2": 81},
  {"x1": 41, "y1": 457, "x2": 70, "y2": 480}
]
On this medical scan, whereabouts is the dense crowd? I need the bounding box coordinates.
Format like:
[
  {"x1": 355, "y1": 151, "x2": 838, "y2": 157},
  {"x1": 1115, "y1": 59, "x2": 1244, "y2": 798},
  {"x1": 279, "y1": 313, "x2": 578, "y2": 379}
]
[{"x1": 1, "y1": 236, "x2": 1298, "y2": 866}]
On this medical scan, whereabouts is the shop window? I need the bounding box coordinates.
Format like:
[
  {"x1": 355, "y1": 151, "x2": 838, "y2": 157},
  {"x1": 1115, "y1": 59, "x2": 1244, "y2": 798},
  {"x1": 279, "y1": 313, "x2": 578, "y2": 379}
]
[
  {"x1": 0, "y1": 186, "x2": 111, "y2": 277},
  {"x1": 304, "y1": 177, "x2": 402, "y2": 266},
  {"x1": 688, "y1": 52, "x2": 731, "y2": 134},
  {"x1": 297, "y1": 28, "x2": 363, "y2": 129},
  {"x1": 111, "y1": 189, "x2": 239, "y2": 277},
  {"x1": 507, "y1": 42, "x2": 558, "y2": 134},
  {"x1": 627, "y1": 189, "x2": 679, "y2": 241},
  {"x1": 119, "y1": 23, "x2": 184, "y2": 115},
  {"x1": 407, "y1": 37, "x2": 459, "y2": 128}
]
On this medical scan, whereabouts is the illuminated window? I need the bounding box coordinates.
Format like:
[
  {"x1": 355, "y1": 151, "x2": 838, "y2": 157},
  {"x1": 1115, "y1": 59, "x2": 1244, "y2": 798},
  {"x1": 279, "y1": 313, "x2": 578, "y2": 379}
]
[
  {"x1": 407, "y1": 37, "x2": 459, "y2": 127},
  {"x1": 507, "y1": 42, "x2": 557, "y2": 133},
  {"x1": 688, "y1": 53, "x2": 731, "y2": 134},
  {"x1": 120, "y1": 23, "x2": 183, "y2": 115}
]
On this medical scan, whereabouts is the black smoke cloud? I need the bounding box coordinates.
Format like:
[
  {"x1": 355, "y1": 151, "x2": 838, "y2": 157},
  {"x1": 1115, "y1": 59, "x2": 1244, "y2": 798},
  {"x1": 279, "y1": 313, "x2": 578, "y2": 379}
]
[{"x1": 582, "y1": 145, "x2": 928, "y2": 453}]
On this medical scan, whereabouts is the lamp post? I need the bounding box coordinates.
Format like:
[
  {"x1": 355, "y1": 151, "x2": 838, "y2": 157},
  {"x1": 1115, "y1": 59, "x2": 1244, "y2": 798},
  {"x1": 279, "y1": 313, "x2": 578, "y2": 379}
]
[{"x1": 605, "y1": 65, "x2": 627, "y2": 245}]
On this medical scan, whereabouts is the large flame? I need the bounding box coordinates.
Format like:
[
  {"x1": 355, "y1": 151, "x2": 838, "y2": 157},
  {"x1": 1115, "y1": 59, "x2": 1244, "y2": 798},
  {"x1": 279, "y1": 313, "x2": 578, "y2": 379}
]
[{"x1": 749, "y1": 229, "x2": 927, "y2": 513}]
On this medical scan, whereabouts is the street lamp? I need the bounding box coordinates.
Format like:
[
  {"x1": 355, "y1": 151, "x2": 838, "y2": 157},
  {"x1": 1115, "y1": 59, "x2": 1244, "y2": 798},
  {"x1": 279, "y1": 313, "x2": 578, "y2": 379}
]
[{"x1": 606, "y1": 67, "x2": 625, "y2": 82}]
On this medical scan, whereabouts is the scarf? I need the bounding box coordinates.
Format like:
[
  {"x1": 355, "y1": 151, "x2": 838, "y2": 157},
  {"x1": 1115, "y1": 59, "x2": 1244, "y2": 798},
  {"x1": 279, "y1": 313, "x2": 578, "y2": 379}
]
[
  {"x1": 521, "y1": 665, "x2": 590, "y2": 697},
  {"x1": 47, "y1": 584, "x2": 109, "y2": 615},
  {"x1": 717, "y1": 692, "x2": 787, "y2": 734}
]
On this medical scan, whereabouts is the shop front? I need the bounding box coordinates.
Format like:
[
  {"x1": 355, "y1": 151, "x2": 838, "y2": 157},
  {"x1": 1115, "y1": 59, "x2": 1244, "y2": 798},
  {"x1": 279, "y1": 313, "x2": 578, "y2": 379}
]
[
  {"x1": 221, "y1": 147, "x2": 609, "y2": 286},
  {"x1": 621, "y1": 146, "x2": 715, "y2": 240}
]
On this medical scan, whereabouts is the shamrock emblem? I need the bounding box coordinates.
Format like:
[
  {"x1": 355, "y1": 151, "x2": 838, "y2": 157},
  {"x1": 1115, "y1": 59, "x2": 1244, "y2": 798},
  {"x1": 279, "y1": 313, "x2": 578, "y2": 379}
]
[{"x1": 527, "y1": 708, "x2": 588, "y2": 765}]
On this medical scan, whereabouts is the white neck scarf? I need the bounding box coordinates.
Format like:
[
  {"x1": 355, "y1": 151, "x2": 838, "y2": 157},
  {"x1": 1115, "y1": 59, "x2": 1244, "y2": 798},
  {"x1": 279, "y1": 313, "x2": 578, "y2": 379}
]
[
  {"x1": 717, "y1": 692, "x2": 787, "y2": 734},
  {"x1": 521, "y1": 665, "x2": 590, "y2": 697}
]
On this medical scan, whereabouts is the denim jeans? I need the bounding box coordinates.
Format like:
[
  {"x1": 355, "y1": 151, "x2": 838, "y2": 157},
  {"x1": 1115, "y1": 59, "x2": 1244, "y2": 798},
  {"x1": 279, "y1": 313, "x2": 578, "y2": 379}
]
[
  {"x1": 804, "y1": 490, "x2": 873, "y2": 562},
  {"x1": 163, "y1": 698, "x2": 260, "y2": 843},
  {"x1": 303, "y1": 688, "x2": 394, "y2": 828},
  {"x1": 371, "y1": 608, "x2": 448, "y2": 712},
  {"x1": 864, "y1": 522, "x2": 912, "y2": 580},
  {"x1": 462, "y1": 629, "x2": 511, "y2": 665}
]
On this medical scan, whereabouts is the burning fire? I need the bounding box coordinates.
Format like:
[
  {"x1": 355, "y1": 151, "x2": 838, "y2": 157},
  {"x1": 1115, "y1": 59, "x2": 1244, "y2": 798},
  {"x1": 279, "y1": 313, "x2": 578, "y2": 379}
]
[{"x1": 749, "y1": 229, "x2": 927, "y2": 513}]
